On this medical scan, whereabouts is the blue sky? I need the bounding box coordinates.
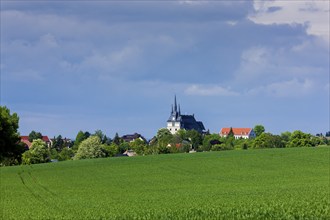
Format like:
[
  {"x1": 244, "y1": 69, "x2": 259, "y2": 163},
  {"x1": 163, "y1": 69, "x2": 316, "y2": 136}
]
[{"x1": 1, "y1": 1, "x2": 329, "y2": 139}]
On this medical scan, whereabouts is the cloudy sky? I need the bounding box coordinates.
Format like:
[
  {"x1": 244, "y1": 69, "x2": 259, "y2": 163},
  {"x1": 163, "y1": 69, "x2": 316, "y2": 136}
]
[{"x1": 1, "y1": 0, "x2": 329, "y2": 139}]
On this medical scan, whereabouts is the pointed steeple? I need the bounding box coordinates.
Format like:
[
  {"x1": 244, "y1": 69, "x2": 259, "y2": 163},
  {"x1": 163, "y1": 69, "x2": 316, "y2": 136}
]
[{"x1": 174, "y1": 95, "x2": 177, "y2": 112}]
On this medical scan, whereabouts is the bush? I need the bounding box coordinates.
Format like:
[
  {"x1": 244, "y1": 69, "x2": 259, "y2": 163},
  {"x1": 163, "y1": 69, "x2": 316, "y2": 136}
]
[
  {"x1": 22, "y1": 139, "x2": 50, "y2": 164},
  {"x1": 74, "y1": 136, "x2": 106, "y2": 160}
]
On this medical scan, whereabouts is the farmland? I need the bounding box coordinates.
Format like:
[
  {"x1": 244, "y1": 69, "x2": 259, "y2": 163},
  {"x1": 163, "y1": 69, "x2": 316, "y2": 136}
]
[{"x1": 1, "y1": 147, "x2": 329, "y2": 219}]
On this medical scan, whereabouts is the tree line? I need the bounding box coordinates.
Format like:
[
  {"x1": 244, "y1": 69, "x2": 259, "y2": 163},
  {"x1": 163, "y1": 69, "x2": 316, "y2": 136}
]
[{"x1": 1, "y1": 106, "x2": 329, "y2": 166}]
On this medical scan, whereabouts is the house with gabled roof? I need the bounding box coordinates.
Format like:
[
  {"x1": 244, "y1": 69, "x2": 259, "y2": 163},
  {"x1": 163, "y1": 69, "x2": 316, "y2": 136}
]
[
  {"x1": 20, "y1": 136, "x2": 52, "y2": 149},
  {"x1": 219, "y1": 128, "x2": 256, "y2": 139}
]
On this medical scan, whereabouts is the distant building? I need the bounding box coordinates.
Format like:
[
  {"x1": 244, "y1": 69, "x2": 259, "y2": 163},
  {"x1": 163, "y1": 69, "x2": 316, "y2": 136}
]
[
  {"x1": 20, "y1": 136, "x2": 52, "y2": 149},
  {"x1": 121, "y1": 133, "x2": 146, "y2": 143},
  {"x1": 167, "y1": 96, "x2": 205, "y2": 134},
  {"x1": 219, "y1": 128, "x2": 256, "y2": 139}
]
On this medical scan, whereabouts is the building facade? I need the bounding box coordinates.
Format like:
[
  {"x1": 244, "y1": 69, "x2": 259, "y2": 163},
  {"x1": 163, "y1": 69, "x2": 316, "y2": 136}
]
[
  {"x1": 167, "y1": 96, "x2": 205, "y2": 134},
  {"x1": 219, "y1": 128, "x2": 256, "y2": 139}
]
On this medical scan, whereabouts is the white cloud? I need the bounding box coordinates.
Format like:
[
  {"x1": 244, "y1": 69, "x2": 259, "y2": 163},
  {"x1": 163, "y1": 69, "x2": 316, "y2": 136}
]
[
  {"x1": 185, "y1": 84, "x2": 239, "y2": 96},
  {"x1": 247, "y1": 78, "x2": 315, "y2": 97},
  {"x1": 39, "y1": 33, "x2": 58, "y2": 47},
  {"x1": 249, "y1": 0, "x2": 330, "y2": 44}
]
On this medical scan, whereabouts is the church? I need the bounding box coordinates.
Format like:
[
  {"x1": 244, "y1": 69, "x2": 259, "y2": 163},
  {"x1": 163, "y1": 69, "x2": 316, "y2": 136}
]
[{"x1": 167, "y1": 96, "x2": 206, "y2": 134}]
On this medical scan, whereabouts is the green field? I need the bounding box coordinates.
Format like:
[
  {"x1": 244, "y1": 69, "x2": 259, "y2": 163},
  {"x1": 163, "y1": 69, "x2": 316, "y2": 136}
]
[{"x1": 1, "y1": 147, "x2": 329, "y2": 219}]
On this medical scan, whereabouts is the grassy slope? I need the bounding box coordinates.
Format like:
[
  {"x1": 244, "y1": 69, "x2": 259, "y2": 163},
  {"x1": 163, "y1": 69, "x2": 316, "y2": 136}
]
[{"x1": 1, "y1": 147, "x2": 329, "y2": 219}]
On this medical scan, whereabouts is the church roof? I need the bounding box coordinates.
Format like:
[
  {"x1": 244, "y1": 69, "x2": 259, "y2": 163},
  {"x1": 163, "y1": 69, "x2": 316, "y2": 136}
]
[{"x1": 181, "y1": 115, "x2": 205, "y2": 132}]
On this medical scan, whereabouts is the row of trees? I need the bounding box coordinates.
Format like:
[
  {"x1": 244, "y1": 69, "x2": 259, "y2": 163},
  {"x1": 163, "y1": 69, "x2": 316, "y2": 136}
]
[{"x1": 1, "y1": 105, "x2": 329, "y2": 166}]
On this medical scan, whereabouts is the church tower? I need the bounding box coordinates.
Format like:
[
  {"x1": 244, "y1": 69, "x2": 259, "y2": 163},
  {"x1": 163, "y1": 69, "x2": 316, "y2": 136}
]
[{"x1": 167, "y1": 95, "x2": 182, "y2": 134}]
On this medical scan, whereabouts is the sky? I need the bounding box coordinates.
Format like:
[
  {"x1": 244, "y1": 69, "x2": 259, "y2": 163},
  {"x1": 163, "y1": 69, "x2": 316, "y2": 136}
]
[{"x1": 1, "y1": 0, "x2": 329, "y2": 139}]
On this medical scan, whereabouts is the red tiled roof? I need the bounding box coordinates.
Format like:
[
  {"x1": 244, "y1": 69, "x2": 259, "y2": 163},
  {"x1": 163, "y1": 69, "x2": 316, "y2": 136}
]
[
  {"x1": 20, "y1": 136, "x2": 50, "y2": 149},
  {"x1": 220, "y1": 128, "x2": 252, "y2": 136}
]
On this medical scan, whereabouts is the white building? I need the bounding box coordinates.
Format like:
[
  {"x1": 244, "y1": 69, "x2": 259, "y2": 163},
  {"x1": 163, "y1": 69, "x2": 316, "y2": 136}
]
[{"x1": 219, "y1": 128, "x2": 256, "y2": 139}]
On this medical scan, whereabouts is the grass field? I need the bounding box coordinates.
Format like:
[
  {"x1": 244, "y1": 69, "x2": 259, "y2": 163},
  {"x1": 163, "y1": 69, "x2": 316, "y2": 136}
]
[{"x1": 1, "y1": 147, "x2": 329, "y2": 219}]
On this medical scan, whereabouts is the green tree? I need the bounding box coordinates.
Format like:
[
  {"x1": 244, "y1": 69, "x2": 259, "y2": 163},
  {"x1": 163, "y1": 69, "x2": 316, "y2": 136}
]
[
  {"x1": 101, "y1": 143, "x2": 119, "y2": 157},
  {"x1": 28, "y1": 130, "x2": 43, "y2": 142},
  {"x1": 254, "y1": 125, "x2": 265, "y2": 137},
  {"x1": 228, "y1": 127, "x2": 234, "y2": 138},
  {"x1": 287, "y1": 130, "x2": 314, "y2": 148},
  {"x1": 252, "y1": 133, "x2": 284, "y2": 149},
  {"x1": 113, "y1": 132, "x2": 122, "y2": 146},
  {"x1": 22, "y1": 139, "x2": 50, "y2": 164},
  {"x1": 201, "y1": 134, "x2": 222, "y2": 151},
  {"x1": 156, "y1": 128, "x2": 173, "y2": 150},
  {"x1": 186, "y1": 129, "x2": 202, "y2": 151},
  {"x1": 130, "y1": 138, "x2": 147, "y2": 155},
  {"x1": 94, "y1": 130, "x2": 110, "y2": 144},
  {"x1": 0, "y1": 106, "x2": 25, "y2": 165},
  {"x1": 73, "y1": 131, "x2": 90, "y2": 150},
  {"x1": 52, "y1": 135, "x2": 64, "y2": 152},
  {"x1": 58, "y1": 148, "x2": 74, "y2": 161},
  {"x1": 74, "y1": 136, "x2": 106, "y2": 160}
]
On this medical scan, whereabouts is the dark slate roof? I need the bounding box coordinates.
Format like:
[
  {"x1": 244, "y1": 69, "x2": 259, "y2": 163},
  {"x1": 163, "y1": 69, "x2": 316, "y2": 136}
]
[
  {"x1": 181, "y1": 115, "x2": 205, "y2": 132},
  {"x1": 121, "y1": 133, "x2": 146, "y2": 142}
]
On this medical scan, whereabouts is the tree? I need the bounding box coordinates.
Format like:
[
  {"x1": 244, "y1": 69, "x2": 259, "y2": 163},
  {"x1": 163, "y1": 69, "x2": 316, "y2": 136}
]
[
  {"x1": 73, "y1": 130, "x2": 90, "y2": 150},
  {"x1": 254, "y1": 125, "x2": 265, "y2": 137},
  {"x1": 252, "y1": 133, "x2": 284, "y2": 149},
  {"x1": 22, "y1": 139, "x2": 50, "y2": 164},
  {"x1": 0, "y1": 106, "x2": 25, "y2": 165},
  {"x1": 228, "y1": 127, "x2": 234, "y2": 138},
  {"x1": 113, "y1": 132, "x2": 122, "y2": 146},
  {"x1": 201, "y1": 134, "x2": 222, "y2": 151},
  {"x1": 28, "y1": 130, "x2": 43, "y2": 142},
  {"x1": 101, "y1": 143, "x2": 119, "y2": 157},
  {"x1": 94, "y1": 130, "x2": 110, "y2": 144},
  {"x1": 186, "y1": 129, "x2": 202, "y2": 151},
  {"x1": 130, "y1": 138, "x2": 147, "y2": 155},
  {"x1": 156, "y1": 128, "x2": 173, "y2": 150},
  {"x1": 287, "y1": 130, "x2": 313, "y2": 148},
  {"x1": 58, "y1": 148, "x2": 74, "y2": 161},
  {"x1": 52, "y1": 135, "x2": 64, "y2": 152},
  {"x1": 74, "y1": 136, "x2": 106, "y2": 160}
]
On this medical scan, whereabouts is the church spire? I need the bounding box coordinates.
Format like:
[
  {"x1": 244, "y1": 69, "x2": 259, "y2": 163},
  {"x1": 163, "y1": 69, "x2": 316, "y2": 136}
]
[{"x1": 174, "y1": 95, "x2": 178, "y2": 112}]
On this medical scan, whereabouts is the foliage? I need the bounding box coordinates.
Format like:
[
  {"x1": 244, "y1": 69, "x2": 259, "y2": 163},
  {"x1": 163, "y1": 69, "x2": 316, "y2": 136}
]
[
  {"x1": 129, "y1": 138, "x2": 147, "y2": 155},
  {"x1": 72, "y1": 131, "x2": 90, "y2": 150},
  {"x1": 201, "y1": 134, "x2": 222, "y2": 151},
  {"x1": 28, "y1": 130, "x2": 43, "y2": 142},
  {"x1": 155, "y1": 128, "x2": 173, "y2": 151},
  {"x1": 113, "y1": 132, "x2": 122, "y2": 146},
  {"x1": 186, "y1": 129, "x2": 202, "y2": 151},
  {"x1": 2, "y1": 147, "x2": 329, "y2": 219},
  {"x1": 252, "y1": 133, "x2": 284, "y2": 149},
  {"x1": 118, "y1": 142, "x2": 130, "y2": 154},
  {"x1": 58, "y1": 148, "x2": 74, "y2": 161},
  {"x1": 74, "y1": 136, "x2": 106, "y2": 160},
  {"x1": 22, "y1": 139, "x2": 50, "y2": 165},
  {"x1": 254, "y1": 125, "x2": 265, "y2": 137},
  {"x1": 101, "y1": 143, "x2": 119, "y2": 157},
  {"x1": 287, "y1": 130, "x2": 314, "y2": 148},
  {"x1": 94, "y1": 129, "x2": 111, "y2": 144},
  {"x1": 0, "y1": 106, "x2": 24, "y2": 166}
]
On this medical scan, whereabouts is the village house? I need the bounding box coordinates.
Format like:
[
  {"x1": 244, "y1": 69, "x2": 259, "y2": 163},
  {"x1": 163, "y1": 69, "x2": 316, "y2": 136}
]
[
  {"x1": 219, "y1": 128, "x2": 256, "y2": 139},
  {"x1": 121, "y1": 133, "x2": 147, "y2": 143},
  {"x1": 20, "y1": 136, "x2": 52, "y2": 149}
]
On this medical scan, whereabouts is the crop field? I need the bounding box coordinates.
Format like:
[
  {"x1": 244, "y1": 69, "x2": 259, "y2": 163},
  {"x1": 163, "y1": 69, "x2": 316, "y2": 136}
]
[{"x1": 1, "y1": 147, "x2": 329, "y2": 219}]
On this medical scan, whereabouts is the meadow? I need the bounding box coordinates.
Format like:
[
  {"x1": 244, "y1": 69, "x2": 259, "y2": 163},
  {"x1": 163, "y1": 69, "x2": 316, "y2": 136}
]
[{"x1": 1, "y1": 147, "x2": 329, "y2": 219}]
